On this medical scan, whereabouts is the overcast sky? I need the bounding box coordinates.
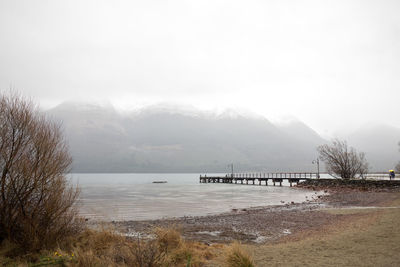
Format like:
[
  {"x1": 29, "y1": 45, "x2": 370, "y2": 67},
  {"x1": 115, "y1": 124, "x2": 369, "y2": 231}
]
[{"x1": 1, "y1": 0, "x2": 399, "y2": 136}]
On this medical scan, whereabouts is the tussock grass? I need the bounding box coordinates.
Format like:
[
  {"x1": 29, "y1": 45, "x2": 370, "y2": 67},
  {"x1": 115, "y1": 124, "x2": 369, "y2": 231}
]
[
  {"x1": 225, "y1": 242, "x2": 255, "y2": 267},
  {"x1": 155, "y1": 227, "x2": 182, "y2": 253},
  {"x1": 0, "y1": 226, "x2": 213, "y2": 266}
]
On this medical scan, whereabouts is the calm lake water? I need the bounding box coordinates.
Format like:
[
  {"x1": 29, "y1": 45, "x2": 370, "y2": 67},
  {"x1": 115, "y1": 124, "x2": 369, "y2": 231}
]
[{"x1": 69, "y1": 173, "x2": 317, "y2": 221}]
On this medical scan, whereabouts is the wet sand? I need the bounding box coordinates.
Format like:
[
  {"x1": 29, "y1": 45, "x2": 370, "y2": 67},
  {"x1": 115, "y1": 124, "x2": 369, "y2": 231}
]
[{"x1": 112, "y1": 185, "x2": 400, "y2": 244}]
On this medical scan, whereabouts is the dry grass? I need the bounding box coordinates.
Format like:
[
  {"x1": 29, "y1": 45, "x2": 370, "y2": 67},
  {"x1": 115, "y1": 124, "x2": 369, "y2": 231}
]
[
  {"x1": 68, "y1": 227, "x2": 197, "y2": 266},
  {"x1": 249, "y1": 194, "x2": 400, "y2": 266},
  {"x1": 224, "y1": 242, "x2": 255, "y2": 267},
  {"x1": 0, "y1": 226, "x2": 215, "y2": 266}
]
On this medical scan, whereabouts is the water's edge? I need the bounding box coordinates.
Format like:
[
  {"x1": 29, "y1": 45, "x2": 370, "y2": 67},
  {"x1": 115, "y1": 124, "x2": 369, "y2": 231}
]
[{"x1": 70, "y1": 173, "x2": 319, "y2": 221}]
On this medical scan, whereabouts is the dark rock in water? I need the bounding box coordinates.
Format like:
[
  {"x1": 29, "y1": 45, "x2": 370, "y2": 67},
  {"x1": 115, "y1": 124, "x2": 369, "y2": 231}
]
[{"x1": 152, "y1": 181, "x2": 167, "y2": 183}]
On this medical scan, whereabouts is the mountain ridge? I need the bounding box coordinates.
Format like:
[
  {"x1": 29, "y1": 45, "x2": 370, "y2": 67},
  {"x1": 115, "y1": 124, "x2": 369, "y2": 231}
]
[{"x1": 46, "y1": 102, "x2": 397, "y2": 173}]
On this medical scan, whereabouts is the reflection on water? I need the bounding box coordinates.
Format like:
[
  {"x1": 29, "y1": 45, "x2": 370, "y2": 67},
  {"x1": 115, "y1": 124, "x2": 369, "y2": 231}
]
[{"x1": 69, "y1": 173, "x2": 316, "y2": 221}]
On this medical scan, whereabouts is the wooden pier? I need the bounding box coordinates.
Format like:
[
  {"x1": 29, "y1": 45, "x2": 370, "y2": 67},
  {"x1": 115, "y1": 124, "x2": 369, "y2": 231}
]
[{"x1": 199, "y1": 173, "x2": 318, "y2": 187}]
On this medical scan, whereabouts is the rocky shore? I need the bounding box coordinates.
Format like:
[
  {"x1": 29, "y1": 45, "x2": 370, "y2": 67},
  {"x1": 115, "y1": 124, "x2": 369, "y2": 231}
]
[
  {"x1": 297, "y1": 178, "x2": 400, "y2": 191},
  {"x1": 113, "y1": 179, "x2": 400, "y2": 244}
]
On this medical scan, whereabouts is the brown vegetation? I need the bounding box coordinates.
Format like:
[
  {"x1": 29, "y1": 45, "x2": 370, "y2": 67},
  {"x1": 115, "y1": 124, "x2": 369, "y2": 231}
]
[
  {"x1": 224, "y1": 242, "x2": 255, "y2": 267},
  {"x1": 0, "y1": 226, "x2": 215, "y2": 266},
  {"x1": 0, "y1": 93, "x2": 81, "y2": 252}
]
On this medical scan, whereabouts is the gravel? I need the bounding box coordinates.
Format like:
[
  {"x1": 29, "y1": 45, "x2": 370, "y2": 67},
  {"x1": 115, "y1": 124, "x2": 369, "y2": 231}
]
[{"x1": 112, "y1": 182, "x2": 400, "y2": 244}]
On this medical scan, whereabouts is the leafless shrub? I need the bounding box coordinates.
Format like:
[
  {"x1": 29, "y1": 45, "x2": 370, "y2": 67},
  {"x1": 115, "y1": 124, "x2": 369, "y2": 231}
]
[
  {"x1": 0, "y1": 93, "x2": 81, "y2": 251},
  {"x1": 317, "y1": 139, "x2": 369, "y2": 179}
]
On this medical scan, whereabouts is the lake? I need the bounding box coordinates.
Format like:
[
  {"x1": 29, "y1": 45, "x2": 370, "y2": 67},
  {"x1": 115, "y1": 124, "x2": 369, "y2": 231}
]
[{"x1": 69, "y1": 173, "x2": 317, "y2": 221}]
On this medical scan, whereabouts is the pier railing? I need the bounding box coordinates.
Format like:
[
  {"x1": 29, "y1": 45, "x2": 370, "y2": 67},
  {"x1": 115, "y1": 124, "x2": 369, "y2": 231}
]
[{"x1": 199, "y1": 172, "x2": 318, "y2": 186}]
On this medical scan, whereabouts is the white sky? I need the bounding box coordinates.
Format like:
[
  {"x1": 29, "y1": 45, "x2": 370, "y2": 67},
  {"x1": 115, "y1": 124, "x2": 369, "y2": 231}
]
[{"x1": 1, "y1": 0, "x2": 399, "y2": 136}]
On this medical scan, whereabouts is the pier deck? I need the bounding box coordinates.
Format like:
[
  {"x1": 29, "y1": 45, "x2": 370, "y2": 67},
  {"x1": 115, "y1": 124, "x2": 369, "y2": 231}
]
[{"x1": 199, "y1": 173, "x2": 318, "y2": 186}]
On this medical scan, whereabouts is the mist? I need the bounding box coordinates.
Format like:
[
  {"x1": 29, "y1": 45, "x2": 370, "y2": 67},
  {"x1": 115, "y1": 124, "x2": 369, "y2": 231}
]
[
  {"x1": 47, "y1": 102, "x2": 399, "y2": 172},
  {"x1": 1, "y1": 0, "x2": 400, "y2": 137}
]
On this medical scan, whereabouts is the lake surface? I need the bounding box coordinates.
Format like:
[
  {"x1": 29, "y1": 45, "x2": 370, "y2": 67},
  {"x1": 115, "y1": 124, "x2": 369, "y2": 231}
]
[{"x1": 69, "y1": 173, "x2": 317, "y2": 221}]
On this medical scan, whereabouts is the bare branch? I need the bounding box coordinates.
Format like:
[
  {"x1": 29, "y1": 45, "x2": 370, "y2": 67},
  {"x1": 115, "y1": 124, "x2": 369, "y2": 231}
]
[
  {"x1": 0, "y1": 93, "x2": 81, "y2": 251},
  {"x1": 317, "y1": 139, "x2": 369, "y2": 179}
]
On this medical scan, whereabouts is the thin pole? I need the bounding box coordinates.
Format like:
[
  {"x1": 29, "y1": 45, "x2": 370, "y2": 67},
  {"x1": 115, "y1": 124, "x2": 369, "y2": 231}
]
[{"x1": 313, "y1": 159, "x2": 320, "y2": 179}]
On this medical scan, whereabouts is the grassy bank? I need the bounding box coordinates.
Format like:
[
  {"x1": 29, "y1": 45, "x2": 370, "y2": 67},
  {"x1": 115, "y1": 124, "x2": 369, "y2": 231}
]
[
  {"x1": 0, "y1": 227, "x2": 214, "y2": 266},
  {"x1": 0, "y1": 227, "x2": 255, "y2": 266},
  {"x1": 248, "y1": 193, "x2": 400, "y2": 266}
]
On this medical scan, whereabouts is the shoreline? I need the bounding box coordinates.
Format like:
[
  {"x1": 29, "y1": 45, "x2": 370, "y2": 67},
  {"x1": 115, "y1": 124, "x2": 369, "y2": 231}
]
[
  {"x1": 113, "y1": 198, "x2": 326, "y2": 243},
  {"x1": 111, "y1": 181, "x2": 400, "y2": 244},
  {"x1": 80, "y1": 184, "x2": 321, "y2": 222}
]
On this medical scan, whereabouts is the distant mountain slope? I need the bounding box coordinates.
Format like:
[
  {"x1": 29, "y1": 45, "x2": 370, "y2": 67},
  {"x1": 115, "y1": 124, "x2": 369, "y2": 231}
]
[
  {"x1": 47, "y1": 102, "x2": 327, "y2": 173},
  {"x1": 347, "y1": 124, "x2": 400, "y2": 171}
]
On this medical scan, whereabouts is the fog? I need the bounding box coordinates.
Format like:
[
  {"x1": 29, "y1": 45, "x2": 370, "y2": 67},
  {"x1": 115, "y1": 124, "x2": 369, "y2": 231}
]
[
  {"x1": 1, "y1": 0, "x2": 400, "y2": 137},
  {"x1": 46, "y1": 102, "x2": 399, "y2": 172}
]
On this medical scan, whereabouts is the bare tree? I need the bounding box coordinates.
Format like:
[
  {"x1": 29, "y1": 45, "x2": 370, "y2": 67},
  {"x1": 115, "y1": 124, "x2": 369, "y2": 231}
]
[
  {"x1": 317, "y1": 139, "x2": 369, "y2": 179},
  {"x1": 0, "y1": 93, "x2": 81, "y2": 251}
]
